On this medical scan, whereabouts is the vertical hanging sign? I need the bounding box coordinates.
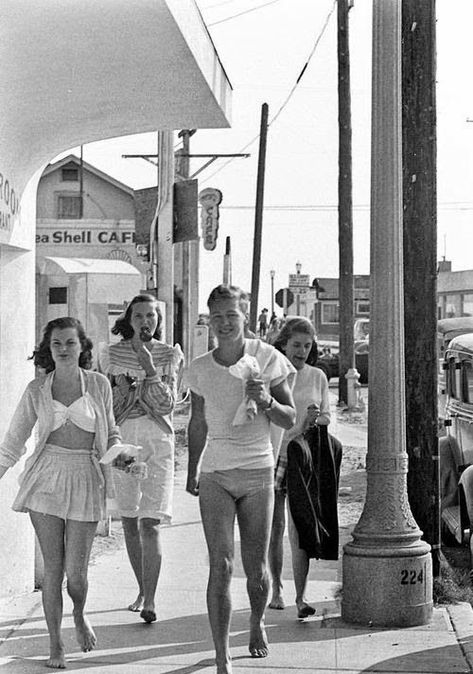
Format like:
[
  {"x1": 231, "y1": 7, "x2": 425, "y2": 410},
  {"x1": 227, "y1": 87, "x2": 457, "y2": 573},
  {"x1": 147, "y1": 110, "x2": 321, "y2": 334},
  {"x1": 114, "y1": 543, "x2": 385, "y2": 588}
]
[{"x1": 198, "y1": 187, "x2": 222, "y2": 251}]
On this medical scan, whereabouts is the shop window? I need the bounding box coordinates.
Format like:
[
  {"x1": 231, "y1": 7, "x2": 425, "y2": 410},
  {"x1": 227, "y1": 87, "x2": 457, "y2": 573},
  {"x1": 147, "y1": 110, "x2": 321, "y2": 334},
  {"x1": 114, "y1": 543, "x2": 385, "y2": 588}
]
[
  {"x1": 49, "y1": 287, "x2": 67, "y2": 304},
  {"x1": 356, "y1": 301, "x2": 370, "y2": 315},
  {"x1": 57, "y1": 195, "x2": 81, "y2": 219},
  {"x1": 463, "y1": 293, "x2": 473, "y2": 317},
  {"x1": 62, "y1": 167, "x2": 79, "y2": 181},
  {"x1": 322, "y1": 302, "x2": 339, "y2": 325}
]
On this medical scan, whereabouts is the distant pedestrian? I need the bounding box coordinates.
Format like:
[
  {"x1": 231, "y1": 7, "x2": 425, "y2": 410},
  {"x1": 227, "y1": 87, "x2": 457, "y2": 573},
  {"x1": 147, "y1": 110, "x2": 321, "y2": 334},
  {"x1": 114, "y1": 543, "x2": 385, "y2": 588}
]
[
  {"x1": 100, "y1": 293, "x2": 183, "y2": 624},
  {"x1": 258, "y1": 308, "x2": 269, "y2": 338},
  {"x1": 186, "y1": 284, "x2": 296, "y2": 674},
  {"x1": 0, "y1": 317, "x2": 121, "y2": 668}
]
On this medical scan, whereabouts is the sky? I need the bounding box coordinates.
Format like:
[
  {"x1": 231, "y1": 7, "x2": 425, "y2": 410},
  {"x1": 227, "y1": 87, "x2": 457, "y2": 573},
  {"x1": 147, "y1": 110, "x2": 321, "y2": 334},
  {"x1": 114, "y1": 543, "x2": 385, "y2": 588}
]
[{"x1": 52, "y1": 0, "x2": 473, "y2": 314}]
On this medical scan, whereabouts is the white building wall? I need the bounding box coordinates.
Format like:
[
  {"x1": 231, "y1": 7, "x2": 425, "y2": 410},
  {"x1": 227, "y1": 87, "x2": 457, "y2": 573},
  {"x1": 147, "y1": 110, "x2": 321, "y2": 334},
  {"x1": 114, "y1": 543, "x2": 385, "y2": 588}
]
[{"x1": 0, "y1": 177, "x2": 38, "y2": 596}]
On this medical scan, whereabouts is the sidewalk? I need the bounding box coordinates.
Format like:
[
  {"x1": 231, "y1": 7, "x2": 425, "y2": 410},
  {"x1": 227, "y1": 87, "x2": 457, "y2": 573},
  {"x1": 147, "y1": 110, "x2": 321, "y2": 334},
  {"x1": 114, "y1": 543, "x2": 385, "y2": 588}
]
[{"x1": 1, "y1": 395, "x2": 473, "y2": 672}]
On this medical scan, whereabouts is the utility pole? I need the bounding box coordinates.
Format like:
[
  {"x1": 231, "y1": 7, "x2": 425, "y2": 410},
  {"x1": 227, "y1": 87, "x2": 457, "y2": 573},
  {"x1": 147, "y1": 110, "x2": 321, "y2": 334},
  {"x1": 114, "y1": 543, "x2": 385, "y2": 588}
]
[
  {"x1": 337, "y1": 0, "x2": 355, "y2": 405},
  {"x1": 401, "y1": 0, "x2": 440, "y2": 575},
  {"x1": 249, "y1": 103, "x2": 269, "y2": 333},
  {"x1": 178, "y1": 129, "x2": 197, "y2": 364},
  {"x1": 223, "y1": 235, "x2": 232, "y2": 284}
]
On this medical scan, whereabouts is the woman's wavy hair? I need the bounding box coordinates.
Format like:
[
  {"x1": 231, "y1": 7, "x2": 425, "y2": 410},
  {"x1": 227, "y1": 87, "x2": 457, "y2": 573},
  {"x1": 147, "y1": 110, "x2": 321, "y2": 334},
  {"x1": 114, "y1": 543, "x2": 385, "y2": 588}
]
[
  {"x1": 272, "y1": 316, "x2": 319, "y2": 366},
  {"x1": 111, "y1": 294, "x2": 163, "y2": 340},
  {"x1": 31, "y1": 317, "x2": 93, "y2": 373}
]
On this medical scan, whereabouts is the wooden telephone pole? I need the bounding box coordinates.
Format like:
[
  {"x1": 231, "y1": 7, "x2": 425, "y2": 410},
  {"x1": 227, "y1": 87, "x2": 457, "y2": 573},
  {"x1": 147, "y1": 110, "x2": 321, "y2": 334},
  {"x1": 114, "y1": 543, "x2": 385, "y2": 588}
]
[
  {"x1": 337, "y1": 0, "x2": 354, "y2": 405},
  {"x1": 249, "y1": 103, "x2": 269, "y2": 333},
  {"x1": 401, "y1": 0, "x2": 440, "y2": 575}
]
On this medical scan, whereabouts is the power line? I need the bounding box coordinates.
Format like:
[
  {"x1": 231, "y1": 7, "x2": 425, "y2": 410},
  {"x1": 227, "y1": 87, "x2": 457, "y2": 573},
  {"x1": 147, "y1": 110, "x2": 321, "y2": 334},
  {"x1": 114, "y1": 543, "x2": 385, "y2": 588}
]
[
  {"x1": 205, "y1": 201, "x2": 473, "y2": 212},
  {"x1": 201, "y1": 0, "x2": 244, "y2": 10},
  {"x1": 201, "y1": 0, "x2": 337, "y2": 182},
  {"x1": 207, "y1": 0, "x2": 281, "y2": 27}
]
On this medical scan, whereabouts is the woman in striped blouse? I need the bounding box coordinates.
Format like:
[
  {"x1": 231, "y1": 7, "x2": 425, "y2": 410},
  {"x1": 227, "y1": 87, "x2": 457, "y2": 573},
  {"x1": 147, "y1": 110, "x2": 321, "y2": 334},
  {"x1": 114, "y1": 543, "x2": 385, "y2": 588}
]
[{"x1": 101, "y1": 294, "x2": 183, "y2": 624}]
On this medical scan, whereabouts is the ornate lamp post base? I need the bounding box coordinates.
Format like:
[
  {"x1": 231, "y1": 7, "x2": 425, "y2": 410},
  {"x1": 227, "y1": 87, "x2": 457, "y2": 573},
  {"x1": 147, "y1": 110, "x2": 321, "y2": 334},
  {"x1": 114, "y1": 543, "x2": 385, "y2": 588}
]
[{"x1": 343, "y1": 541, "x2": 432, "y2": 626}]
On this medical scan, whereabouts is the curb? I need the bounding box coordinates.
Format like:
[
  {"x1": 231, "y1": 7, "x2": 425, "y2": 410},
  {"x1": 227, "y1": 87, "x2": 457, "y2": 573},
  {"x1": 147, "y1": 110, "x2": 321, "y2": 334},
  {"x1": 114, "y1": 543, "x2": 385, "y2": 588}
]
[{"x1": 447, "y1": 601, "x2": 473, "y2": 672}]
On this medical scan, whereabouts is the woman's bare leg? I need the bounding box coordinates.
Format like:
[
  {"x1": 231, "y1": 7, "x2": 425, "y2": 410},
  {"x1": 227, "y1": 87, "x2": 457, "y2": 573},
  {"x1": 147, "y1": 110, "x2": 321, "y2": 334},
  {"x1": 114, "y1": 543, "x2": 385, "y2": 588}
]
[
  {"x1": 287, "y1": 509, "x2": 315, "y2": 618},
  {"x1": 268, "y1": 490, "x2": 286, "y2": 609},
  {"x1": 139, "y1": 517, "x2": 162, "y2": 623},
  {"x1": 29, "y1": 511, "x2": 66, "y2": 669},
  {"x1": 121, "y1": 516, "x2": 144, "y2": 611},
  {"x1": 64, "y1": 519, "x2": 98, "y2": 652}
]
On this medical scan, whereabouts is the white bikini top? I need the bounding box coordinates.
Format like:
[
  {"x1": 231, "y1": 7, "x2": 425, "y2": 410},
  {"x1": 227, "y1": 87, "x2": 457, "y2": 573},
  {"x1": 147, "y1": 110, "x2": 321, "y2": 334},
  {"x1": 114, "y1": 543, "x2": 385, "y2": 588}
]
[{"x1": 51, "y1": 374, "x2": 96, "y2": 433}]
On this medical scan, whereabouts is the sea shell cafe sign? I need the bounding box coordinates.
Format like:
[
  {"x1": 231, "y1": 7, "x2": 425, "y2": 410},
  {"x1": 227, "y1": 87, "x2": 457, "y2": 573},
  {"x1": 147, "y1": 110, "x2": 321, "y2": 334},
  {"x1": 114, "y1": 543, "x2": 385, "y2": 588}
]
[{"x1": 36, "y1": 228, "x2": 136, "y2": 245}]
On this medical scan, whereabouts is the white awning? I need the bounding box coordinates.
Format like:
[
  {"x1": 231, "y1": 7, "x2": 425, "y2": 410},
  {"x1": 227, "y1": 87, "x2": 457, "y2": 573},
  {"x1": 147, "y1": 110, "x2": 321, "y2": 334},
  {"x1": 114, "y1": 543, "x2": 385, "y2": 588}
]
[
  {"x1": 39, "y1": 256, "x2": 142, "y2": 304},
  {"x1": 2, "y1": 0, "x2": 232, "y2": 195}
]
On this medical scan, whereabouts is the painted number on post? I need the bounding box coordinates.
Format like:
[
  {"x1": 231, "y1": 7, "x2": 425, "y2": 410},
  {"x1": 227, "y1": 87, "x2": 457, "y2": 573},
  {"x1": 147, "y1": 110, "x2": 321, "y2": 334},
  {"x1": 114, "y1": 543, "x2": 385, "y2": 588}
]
[{"x1": 400, "y1": 569, "x2": 424, "y2": 585}]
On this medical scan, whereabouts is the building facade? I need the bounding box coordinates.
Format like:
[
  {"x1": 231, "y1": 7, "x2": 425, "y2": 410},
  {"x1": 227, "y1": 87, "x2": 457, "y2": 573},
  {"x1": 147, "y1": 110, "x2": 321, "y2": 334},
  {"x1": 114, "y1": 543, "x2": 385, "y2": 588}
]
[{"x1": 437, "y1": 259, "x2": 473, "y2": 319}]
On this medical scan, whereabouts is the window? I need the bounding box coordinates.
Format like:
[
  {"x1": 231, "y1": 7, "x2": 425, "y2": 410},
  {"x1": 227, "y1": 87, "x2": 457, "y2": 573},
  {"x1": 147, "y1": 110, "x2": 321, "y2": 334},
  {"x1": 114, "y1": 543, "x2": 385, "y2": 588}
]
[
  {"x1": 463, "y1": 293, "x2": 473, "y2": 317},
  {"x1": 445, "y1": 294, "x2": 462, "y2": 318},
  {"x1": 322, "y1": 302, "x2": 339, "y2": 325},
  {"x1": 62, "y1": 167, "x2": 79, "y2": 181},
  {"x1": 447, "y1": 357, "x2": 457, "y2": 399},
  {"x1": 356, "y1": 301, "x2": 370, "y2": 315},
  {"x1": 462, "y1": 361, "x2": 473, "y2": 403},
  {"x1": 49, "y1": 287, "x2": 67, "y2": 304},
  {"x1": 57, "y1": 195, "x2": 81, "y2": 219}
]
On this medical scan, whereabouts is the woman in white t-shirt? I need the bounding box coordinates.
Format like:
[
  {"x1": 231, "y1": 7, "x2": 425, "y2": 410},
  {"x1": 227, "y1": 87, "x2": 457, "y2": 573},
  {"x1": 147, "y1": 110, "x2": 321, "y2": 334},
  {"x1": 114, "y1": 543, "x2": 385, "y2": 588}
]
[{"x1": 268, "y1": 317, "x2": 331, "y2": 619}]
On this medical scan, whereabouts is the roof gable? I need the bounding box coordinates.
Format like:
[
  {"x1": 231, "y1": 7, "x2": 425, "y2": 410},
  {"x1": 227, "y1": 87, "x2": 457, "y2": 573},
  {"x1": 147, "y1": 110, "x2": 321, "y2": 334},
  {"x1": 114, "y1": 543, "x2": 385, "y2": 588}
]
[{"x1": 42, "y1": 154, "x2": 135, "y2": 197}]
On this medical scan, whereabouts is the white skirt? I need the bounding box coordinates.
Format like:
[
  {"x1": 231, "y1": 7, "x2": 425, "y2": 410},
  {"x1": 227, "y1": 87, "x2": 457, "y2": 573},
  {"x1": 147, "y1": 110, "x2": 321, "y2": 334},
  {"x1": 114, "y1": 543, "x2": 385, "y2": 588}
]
[
  {"x1": 113, "y1": 415, "x2": 174, "y2": 522},
  {"x1": 13, "y1": 443, "x2": 105, "y2": 522}
]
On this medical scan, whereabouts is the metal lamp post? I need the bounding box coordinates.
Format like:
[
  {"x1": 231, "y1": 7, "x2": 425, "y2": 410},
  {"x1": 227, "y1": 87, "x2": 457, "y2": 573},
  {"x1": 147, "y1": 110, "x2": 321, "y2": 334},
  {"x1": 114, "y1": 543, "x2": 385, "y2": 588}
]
[{"x1": 270, "y1": 269, "x2": 275, "y2": 316}]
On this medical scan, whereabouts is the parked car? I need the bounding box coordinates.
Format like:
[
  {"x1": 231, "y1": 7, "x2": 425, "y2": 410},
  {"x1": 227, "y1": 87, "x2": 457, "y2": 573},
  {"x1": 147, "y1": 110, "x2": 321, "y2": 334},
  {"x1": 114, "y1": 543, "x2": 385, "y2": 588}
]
[
  {"x1": 316, "y1": 342, "x2": 368, "y2": 384},
  {"x1": 439, "y1": 331, "x2": 473, "y2": 558},
  {"x1": 437, "y1": 317, "x2": 473, "y2": 423}
]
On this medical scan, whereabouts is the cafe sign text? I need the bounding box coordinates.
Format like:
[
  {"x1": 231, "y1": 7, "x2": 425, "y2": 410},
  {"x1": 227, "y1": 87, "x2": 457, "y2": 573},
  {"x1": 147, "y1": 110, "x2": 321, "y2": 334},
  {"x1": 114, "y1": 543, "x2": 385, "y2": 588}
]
[{"x1": 36, "y1": 230, "x2": 136, "y2": 245}]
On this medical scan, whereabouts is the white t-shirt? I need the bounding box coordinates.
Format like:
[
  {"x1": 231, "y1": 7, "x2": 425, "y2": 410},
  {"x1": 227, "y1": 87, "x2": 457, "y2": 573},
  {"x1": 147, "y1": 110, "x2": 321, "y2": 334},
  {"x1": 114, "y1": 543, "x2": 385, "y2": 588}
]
[{"x1": 188, "y1": 339, "x2": 295, "y2": 472}]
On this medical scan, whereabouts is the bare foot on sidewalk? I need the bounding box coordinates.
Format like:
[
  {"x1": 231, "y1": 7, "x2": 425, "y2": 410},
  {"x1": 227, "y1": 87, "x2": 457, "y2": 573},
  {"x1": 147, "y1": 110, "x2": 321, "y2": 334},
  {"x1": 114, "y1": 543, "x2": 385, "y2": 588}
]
[
  {"x1": 73, "y1": 612, "x2": 97, "y2": 652},
  {"x1": 249, "y1": 622, "x2": 269, "y2": 658},
  {"x1": 297, "y1": 601, "x2": 316, "y2": 619},
  {"x1": 46, "y1": 642, "x2": 66, "y2": 669},
  {"x1": 128, "y1": 594, "x2": 144, "y2": 612},
  {"x1": 268, "y1": 592, "x2": 285, "y2": 610}
]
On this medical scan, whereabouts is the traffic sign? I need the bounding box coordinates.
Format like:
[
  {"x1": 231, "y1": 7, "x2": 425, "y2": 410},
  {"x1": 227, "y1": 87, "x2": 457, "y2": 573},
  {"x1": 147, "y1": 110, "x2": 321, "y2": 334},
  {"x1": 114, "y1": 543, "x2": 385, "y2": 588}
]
[
  {"x1": 275, "y1": 287, "x2": 294, "y2": 308},
  {"x1": 289, "y1": 273, "x2": 310, "y2": 288}
]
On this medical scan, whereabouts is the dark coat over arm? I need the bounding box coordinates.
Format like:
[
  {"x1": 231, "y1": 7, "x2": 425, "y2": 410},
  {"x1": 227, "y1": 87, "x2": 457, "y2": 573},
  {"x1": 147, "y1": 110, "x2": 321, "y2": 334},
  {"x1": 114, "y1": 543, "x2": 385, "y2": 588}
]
[{"x1": 286, "y1": 425, "x2": 342, "y2": 560}]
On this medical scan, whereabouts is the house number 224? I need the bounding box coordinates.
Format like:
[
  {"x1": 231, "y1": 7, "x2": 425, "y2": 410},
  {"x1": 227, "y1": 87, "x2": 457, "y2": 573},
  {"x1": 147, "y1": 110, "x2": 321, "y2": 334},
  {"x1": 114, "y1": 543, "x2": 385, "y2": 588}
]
[{"x1": 400, "y1": 569, "x2": 424, "y2": 585}]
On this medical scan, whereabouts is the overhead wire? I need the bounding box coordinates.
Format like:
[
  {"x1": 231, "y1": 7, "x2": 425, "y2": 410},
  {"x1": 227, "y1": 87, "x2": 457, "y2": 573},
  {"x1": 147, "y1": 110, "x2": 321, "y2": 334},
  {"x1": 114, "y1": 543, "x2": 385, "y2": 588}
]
[
  {"x1": 207, "y1": 0, "x2": 281, "y2": 27},
  {"x1": 200, "y1": 0, "x2": 337, "y2": 183}
]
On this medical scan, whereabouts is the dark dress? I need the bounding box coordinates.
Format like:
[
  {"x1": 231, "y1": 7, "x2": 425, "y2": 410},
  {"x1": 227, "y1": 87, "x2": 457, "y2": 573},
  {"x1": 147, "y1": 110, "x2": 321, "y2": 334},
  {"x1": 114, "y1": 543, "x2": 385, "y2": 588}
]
[{"x1": 286, "y1": 425, "x2": 342, "y2": 560}]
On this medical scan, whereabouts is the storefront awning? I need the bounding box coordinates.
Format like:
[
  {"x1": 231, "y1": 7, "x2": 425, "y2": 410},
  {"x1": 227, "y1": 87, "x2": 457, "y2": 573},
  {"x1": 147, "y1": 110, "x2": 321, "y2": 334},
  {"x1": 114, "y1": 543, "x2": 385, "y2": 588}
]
[
  {"x1": 2, "y1": 0, "x2": 232, "y2": 196},
  {"x1": 39, "y1": 256, "x2": 143, "y2": 305}
]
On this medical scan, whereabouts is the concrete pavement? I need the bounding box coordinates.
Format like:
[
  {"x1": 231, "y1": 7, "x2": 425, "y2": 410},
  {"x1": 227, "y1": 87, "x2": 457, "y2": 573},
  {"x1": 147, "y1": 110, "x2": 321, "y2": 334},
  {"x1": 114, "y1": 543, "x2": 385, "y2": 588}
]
[{"x1": 1, "y1": 391, "x2": 473, "y2": 673}]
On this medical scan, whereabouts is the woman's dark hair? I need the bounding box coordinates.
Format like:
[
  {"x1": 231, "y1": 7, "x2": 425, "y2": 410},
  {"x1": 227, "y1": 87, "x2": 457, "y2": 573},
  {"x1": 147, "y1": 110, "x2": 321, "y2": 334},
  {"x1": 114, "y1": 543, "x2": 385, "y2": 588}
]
[
  {"x1": 111, "y1": 294, "x2": 163, "y2": 340},
  {"x1": 272, "y1": 316, "x2": 319, "y2": 366},
  {"x1": 31, "y1": 317, "x2": 93, "y2": 373}
]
